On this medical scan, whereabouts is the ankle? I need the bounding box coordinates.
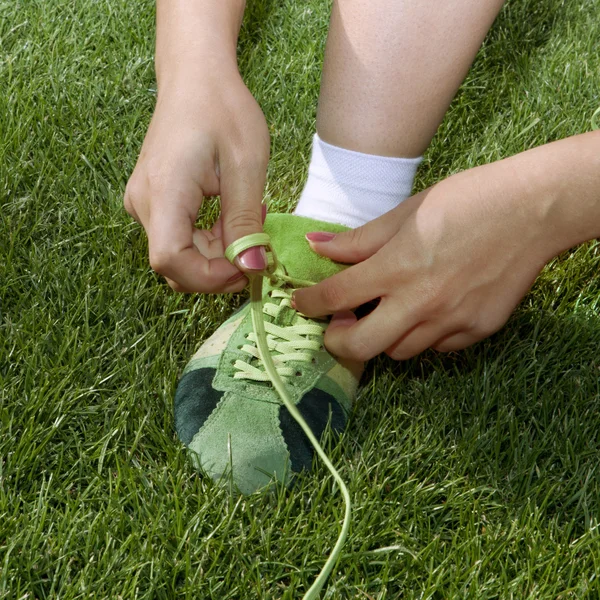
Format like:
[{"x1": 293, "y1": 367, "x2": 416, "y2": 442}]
[{"x1": 294, "y1": 133, "x2": 422, "y2": 228}]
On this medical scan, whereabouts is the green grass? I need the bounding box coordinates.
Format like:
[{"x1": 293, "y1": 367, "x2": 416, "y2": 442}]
[{"x1": 1, "y1": 0, "x2": 600, "y2": 597}]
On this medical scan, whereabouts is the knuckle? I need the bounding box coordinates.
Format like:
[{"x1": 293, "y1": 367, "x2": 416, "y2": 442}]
[
  {"x1": 348, "y1": 338, "x2": 376, "y2": 362},
  {"x1": 341, "y1": 227, "x2": 368, "y2": 262},
  {"x1": 473, "y1": 321, "x2": 500, "y2": 340},
  {"x1": 338, "y1": 329, "x2": 375, "y2": 361},
  {"x1": 419, "y1": 284, "x2": 447, "y2": 318},
  {"x1": 433, "y1": 342, "x2": 454, "y2": 353},
  {"x1": 228, "y1": 142, "x2": 268, "y2": 174},
  {"x1": 460, "y1": 308, "x2": 501, "y2": 339},
  {"x1": 452, "y1": 311, "x2": 477, "y2": 333},
  {"x1": 145, "y1": 167, "x2": 169, "y2": 192},
  {"x1": 386, "y1": 346, "x2": 412, "y2": 361},
  {"x1": 124, "y1": 177, "x2": 143, "y2": 215},
  {"x1": 433, "y1": 333, "x2": 463, "y2": 352},
  {"x1": 142, "y1": 157, "x2": 182, "y2": 193},
  {"x1": 123, "y1": 197, "x2": 135, "y2": 217},
  {"x1": 149, "y1": 248, "x2": 174, "y2": 275},
  {"x1": 168, "y1": 280, "x2": 187, "y2": 293},
  {"x1": 348, "y1": 226, "x2": 365, "y2": 248},
  {"x1": 250, "y1": 130, "x2": 271, "y2": 163},
  {"x1": 225, "y1": 207, "x2": 262, "y2": 234}
]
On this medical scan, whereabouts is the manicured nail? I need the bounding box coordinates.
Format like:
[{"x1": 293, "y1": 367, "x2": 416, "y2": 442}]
[
  {"x1": 227, "y1": 271, "x2": 246, "y2": 284},
  {"x1": 306, "y1": 232, "x2": 336, "y2": 243},
  {"x1": 237, "y1": 246, "x2": 267, "y2": 271}
]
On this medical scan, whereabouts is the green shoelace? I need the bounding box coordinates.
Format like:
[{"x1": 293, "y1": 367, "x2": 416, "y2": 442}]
[
  {"x1": 232, "y1": 282, "x2": 327, "y2": 383},
  {"x1": 225, "y1": 233, "x2": 351, "y2": 600}
]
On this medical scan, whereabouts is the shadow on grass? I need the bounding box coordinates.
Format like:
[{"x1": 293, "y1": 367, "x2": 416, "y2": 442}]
[
  {"x1": 355, "y1": 306, "x2": 600, "y2": 532},
  {"x1": 239, "y1": 0, "x2": 279, "y2": 49},
  {"x1": 484, "y1": 0, "x2": 570, "y2": 67}
]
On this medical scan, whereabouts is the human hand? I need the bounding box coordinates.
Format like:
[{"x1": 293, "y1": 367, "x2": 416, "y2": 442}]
[
  {"x1": 124, "y1": 70, "x2": 270, "y2": 293},
  {"x1": 292, "y1": 161, "x2": 554, "y2": 361}
]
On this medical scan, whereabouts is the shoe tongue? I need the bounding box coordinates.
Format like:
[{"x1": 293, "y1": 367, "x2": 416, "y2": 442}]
[{"x1": 263, "y1": 213, "x2": 349, "y2": 282}]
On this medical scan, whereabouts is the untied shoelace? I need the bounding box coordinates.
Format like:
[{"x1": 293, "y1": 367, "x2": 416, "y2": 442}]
[
  {"x1": 222, "y1": 104, "x2": 600, "y2": 593},
  {"x1": 225, "y1": 233, "x2": 351, "y2": 600}
]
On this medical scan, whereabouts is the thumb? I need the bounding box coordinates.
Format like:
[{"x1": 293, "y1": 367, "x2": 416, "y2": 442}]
[
  {"x1": 304, "y1": 209, "x2": 401, "y2": 264},
  {"x1": 219, "y1": 149, "x2": 269, "y2": 272}
]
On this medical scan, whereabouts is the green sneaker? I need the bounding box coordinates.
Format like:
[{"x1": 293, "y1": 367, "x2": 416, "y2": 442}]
[{"x1": 174, "y1": 213, "x2": 363, "y2": 494}]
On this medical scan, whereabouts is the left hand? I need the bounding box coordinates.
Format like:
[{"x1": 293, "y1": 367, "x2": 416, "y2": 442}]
[{"x1": 292, "y1": 161, "x2": 555, "y2": 361}]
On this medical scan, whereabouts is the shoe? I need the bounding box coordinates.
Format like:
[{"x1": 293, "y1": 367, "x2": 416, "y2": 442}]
[{"x1": 174, "y1": 213, "x2": 363, "y2": 494}]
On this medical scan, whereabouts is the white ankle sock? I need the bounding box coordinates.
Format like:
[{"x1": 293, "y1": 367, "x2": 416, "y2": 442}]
[{"x1": 294, "y1": 134, "x2": 422, "y2": 228}]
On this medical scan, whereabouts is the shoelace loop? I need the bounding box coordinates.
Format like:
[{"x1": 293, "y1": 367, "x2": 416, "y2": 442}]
[
  {"x1": 225, "y1": 233, "x2": 351, "y2": 600},
  {"x1": 233, "y1": 284, "x2": 326, "y2": 382}
]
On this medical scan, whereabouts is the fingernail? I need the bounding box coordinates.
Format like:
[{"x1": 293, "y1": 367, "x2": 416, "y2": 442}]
[
  {"x1": 290, "y1": 292, "x2": 297, "y2": 310},
  {"x1": 227, "y1": 271, "x2": 246, "y2": 284},
  {"x1": 237, "y1": 246, "x2": 267, "y2": 271},
  {"x1": 306, "y1": 232, "x2": 336, "y2": 243}
]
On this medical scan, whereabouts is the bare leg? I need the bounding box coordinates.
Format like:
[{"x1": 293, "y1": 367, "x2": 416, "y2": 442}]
[{"x1": 317, "y1": 0, "x2": 506, "y2": 157}]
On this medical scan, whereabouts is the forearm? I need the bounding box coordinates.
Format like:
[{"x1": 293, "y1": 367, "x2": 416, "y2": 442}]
[
  {"x1": 503, "y1": 131, "x2": 600, "y2": 258},
  {"x1": 155, "y1": 0, "x2": 245, "y2": 91}
]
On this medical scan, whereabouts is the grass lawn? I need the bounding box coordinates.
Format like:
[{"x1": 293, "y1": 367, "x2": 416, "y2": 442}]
[{"x1": 2, "y1": 0, "x2": 600, "y2": 597}]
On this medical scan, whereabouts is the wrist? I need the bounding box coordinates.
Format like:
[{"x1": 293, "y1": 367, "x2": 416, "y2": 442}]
[
  {"x1": 458, "y1": 155, "x2": 555, "y2": 269},
  {"x1": 156, "y1": 48, "x2": 240, "y2": 96},
  {"x1": 155, "y1": 0, "x2": 245, "y2": 91},
  {"x1": 514, "y1": 132, "x2": 600, "y2": 258}
]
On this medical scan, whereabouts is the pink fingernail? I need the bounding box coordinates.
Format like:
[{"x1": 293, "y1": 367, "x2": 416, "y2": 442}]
[
  {"x1": 227, "y1": 271, "x2": 246, "y2": 284},
  {"x1": 238, "y1": 246, "x2": 267, "y2": 270},
  {"x1": 290, "y1": 292, "x2": 297, "y2": 310},
  {"x1": 306, "y1": 232, "x2": 336, "y2": 243}
]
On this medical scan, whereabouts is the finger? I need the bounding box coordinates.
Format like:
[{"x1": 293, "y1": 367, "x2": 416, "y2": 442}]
[
  {"x1": 148, "y1": 201, "x2": 240, "y2": 293},
  {"x1": 292, "y1": 258, "x2": 386, "y2": 317},
  {"x1": 433, "y1": 331, "x2": 485, "y2": 353},
  {"x1": 210, "y1": 202, "x2": 267, "y2": 242},
  {"x1": 323, "y1": 300, "x2": 417, "y2": 362},
  {"x1": 165, "y1": 272, "x2": 248, "y2": 294},
  {"x1": 433, "y1": 310, "x2": 511, "y2": 352},
  {"x1": 304, "y1": 194, "x2": 420, "y2": 264},
  {"x1": 219, "y1": 149, "x2": 269, "y2": 272},
  {"x1": 385, "y1": 321, "x2": 455, "y2": 361}
]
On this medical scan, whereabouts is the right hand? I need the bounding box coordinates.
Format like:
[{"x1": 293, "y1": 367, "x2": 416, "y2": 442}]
[{"x1": 124, "y1": 70, "x2": 270, "y2": 293}]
